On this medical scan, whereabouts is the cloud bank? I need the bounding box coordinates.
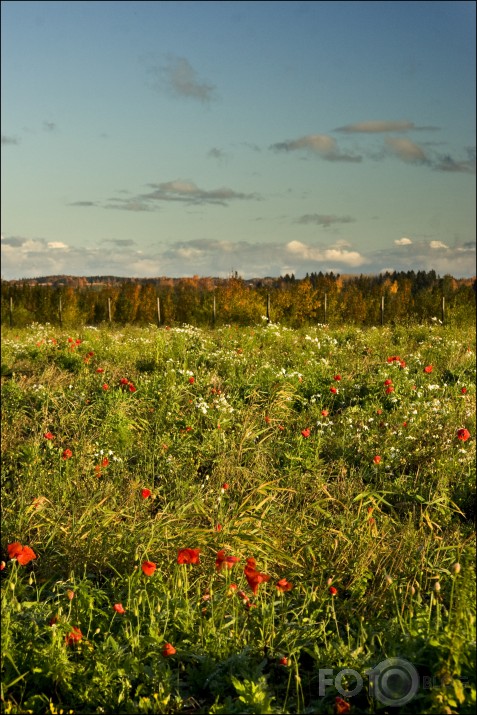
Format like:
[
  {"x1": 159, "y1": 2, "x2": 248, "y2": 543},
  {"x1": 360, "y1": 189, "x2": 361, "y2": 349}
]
[{"x1": 2, "y1": 234, "x2": 474, "y2": 281}]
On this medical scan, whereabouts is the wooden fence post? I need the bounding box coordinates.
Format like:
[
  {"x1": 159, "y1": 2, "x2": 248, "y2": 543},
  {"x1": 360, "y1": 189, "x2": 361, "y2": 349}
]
[
  {"x1": 157, "y1": 296, "x2": 161, "y2": 326},
  {"x1": 108, "y1": 297, "x2": 112, "y2": 324},
  {"x1": 9, "y1": 297, "x2": 13, "y2": 327},
  {"x1": 58, "y1": 296, "x2": 63, "y2": 328},
  {"x1": 266, "y1": 293, "x2": 271, "y2": 323},
  {"x1": 381, "y1": 295, "x2": 385, "y2": 326},
  {"x1": 324, "y1": 293, "x2": 327, "y2": 324},
  {"x1": 441, "y1": 296, "x2": 445, "y2": 325}
]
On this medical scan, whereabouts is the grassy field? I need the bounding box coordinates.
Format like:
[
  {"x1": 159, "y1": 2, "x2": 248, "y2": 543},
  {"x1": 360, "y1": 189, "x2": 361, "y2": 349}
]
[{"x1": 1, "y1": 321, "x2": 475, "y2": 714}]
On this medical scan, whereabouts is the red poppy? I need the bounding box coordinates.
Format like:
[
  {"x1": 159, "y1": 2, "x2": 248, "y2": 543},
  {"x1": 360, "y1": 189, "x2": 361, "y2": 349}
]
[
  {"x1": 301, "y1": 428, "x2": 311, "y2": 438},
  {"x1": 244, "y1": 558, "x2": 270, "y2": 595},
  {"x1": 62, "y1": 449, "x2": 73, "y2": 460},
  {"x1": 373, "y1": 455, "x2": 381, "y2": 464},
  {"x1": 424, "y1": 365, "x2": 433, "y2": 373},
  {"x1": 216, "y1": 523, "x2": 222, "y2": 531},
  {"x1": 276, "y1": 578, "x2": 293, "y2": 593},
  {"x1": 141, "y1": 488, "x2": 152, "y2": 499},
  {"x1": 222, "y1": 482, "x2": 229, "y2": 490},
  {"x1": 113, "y1": 603, "x2": 126, "y2": 614},
  {"x1": 384, "y1": 379, "x2": 393, "y2": 386},
  {"x1": 265, "y1": 415, "x2": 271, "y2": 424},
  {"x1": 162, "y1": 642, "x2": 176, "y2": 657},
  {"x1": 278, "y1": 424, "x2": 285, "y2": 430},
  {"x1": 245, "y1": 557, "x2": 257, "y2": 571},
  {"x1": 7, "y1": 542, "x2": 23, "y2": 559},
  {"x1": 457, "y1": 428, "x2": 471, "y2": 442},
  {"x1": 329, "y1": 586, "x2": 338, "y2": 596},
  {"x1": 96, "y1": 368, "x2": 104, "y2": 373},
  {"x1": 330, "y1": 386, "x2": 337, "y2": 394},
  {"x1": 461, "y1": 387, "x2": 467, "y2": 394},
  {"x1": 0, "y1": 561, "x2": 5, "y2": 571},
  {"x1": 66, "y1": 589, "x2": 75, "y2": 601},
  {"x1": 279, "y1": 657, "x2": 288, "y2": 666},
  {"x1": 215, "y1": 549, "x2": 240, "y2": 571},
  {"x1": 101, "y1": 457, "x2": 109, "y2": 467},
  {"x1": 177, "y1": 548, "x2": 200, "y2": 565},
  {"x1": 128, "y1": 384, "x2": 136, "y2": 392},
  {"x1": 14, "y1": 544, "x2": 36, "y2": 565},
  {"x1": 385, "y1": 386, "x2": 394, "y2": 394},
  {"x1": 188, "y1": 376, "x2": 195, "y2": 384},
  {"x1": 141, "y1": 560, "x2": 156, "y2": 576},
  {"x1": 321, "y1": 410, "x2": 329, "y2": 417},
  {"x1": 102, "y1": 384, "x2": 109, "y2": 391},
  {"x1": 43, "y1": 432, "x2": 55, "y2": 440},
  {"x1": 65, "y1": 626, "x2": 83, "y2": 646},
  {"x1": 335, "y1": 696, "x2": 351, "y2": 714},
  {"x1": 333, "y1": 375, "x2": 341, "y2": 381}
]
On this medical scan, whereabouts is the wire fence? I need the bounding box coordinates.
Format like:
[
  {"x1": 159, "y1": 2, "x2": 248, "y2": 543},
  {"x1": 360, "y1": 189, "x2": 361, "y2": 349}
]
[{"x1": 5, "y1": 291, "x2": 452, "y2": 329}]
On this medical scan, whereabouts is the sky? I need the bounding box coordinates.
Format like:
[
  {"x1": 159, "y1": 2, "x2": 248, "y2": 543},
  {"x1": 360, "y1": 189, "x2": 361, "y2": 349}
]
[{"x1": 1, "y1": 0, "x2": 476, "y2": 280}]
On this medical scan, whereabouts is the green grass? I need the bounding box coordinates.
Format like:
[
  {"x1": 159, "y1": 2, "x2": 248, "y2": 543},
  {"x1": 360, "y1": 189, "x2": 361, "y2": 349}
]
[{"x1": 1, "y1": 321, "x2": 475, "y2": 714}]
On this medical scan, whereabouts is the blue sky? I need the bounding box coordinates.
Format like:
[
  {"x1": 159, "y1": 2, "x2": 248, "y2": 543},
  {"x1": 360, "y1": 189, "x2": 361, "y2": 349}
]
[{"x1": 1, "y1": 0, "x2": 475, "y2": 280}]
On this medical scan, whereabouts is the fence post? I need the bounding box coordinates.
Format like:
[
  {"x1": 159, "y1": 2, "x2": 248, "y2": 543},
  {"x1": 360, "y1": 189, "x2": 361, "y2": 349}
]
[
  {"x1": 9, "y1": 297, "x2": 13, "y2": 327},
  {"x1": 212, "y1": 294, "x2": 216, "y2": 326},
  {"x1": 324, "y1": 293, "x2": 327, "y2": 324},
  {"x1": 266, "y1": 293, "x2": 271, "y2": 323},
  {"x1": 108, "y1": 297, "x2": 112, "y2": 324},
  {"x1": 58, "y1": 296, "x2": 63, "y2": 328},
  {"x1": 157, "y1": 296, "x2": 161, "y2": 326},
  {"x1": 441, "y1": 296, "x2": 445, "y2": 325},
  {"x1": 381, "y1": 295, "x2": 384, "y2": 326}
]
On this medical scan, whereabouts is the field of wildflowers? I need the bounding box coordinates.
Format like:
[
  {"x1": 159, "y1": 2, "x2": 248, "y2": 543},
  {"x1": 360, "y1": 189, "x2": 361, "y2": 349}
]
[{"x1": 1, "y1": 321, "x2": 476, "y2": 714}]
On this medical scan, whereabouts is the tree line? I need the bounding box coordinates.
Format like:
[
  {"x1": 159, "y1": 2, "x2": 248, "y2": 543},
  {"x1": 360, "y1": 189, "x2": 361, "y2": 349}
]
[{"x1": 1, "y1": 271, "x2": 475, "y2": 328}]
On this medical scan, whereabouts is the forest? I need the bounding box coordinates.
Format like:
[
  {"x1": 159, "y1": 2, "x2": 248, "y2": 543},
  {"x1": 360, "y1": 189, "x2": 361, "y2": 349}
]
[{"x1": 1, "y1": 270, "x2": 475, "y2": 328}]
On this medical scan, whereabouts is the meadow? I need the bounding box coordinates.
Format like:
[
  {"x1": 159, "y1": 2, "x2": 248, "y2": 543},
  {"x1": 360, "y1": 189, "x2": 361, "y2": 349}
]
[{"x1": 1, "y1": 320, "x2": 475, "y2": 714}]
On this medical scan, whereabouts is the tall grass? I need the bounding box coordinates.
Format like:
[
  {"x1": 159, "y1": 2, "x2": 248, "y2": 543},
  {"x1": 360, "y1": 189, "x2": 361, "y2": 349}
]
[{"x1": 1, "y1": 321, "x2": 475, "y2": 714}]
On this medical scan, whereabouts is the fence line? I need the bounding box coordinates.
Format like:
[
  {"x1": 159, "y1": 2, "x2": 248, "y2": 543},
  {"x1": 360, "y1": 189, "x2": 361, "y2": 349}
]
[{"x1": 4, "y1": 292, "x2": 457, "y2": 328}]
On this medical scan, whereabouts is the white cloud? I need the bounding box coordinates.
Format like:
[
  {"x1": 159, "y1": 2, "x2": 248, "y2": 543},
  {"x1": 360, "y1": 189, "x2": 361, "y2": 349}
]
[
  {"x1": 385, "y1": 137, "x2": 428, "y2": 163},
  {"x1": 429, "y1": 240, "x2": 449, "y2": 249},
  {"x1": 47, "y1": 242, "x2": 68, "y2": 249},
  {"x1": 395, "y1": 237, "x2": 413, "y2": 246},
  {"x1": 270, "y1": 134, "x2": 362, "y2": 162},
  {"x1": 285, "y1": 240, "x2": 366, "y2": 266}
]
